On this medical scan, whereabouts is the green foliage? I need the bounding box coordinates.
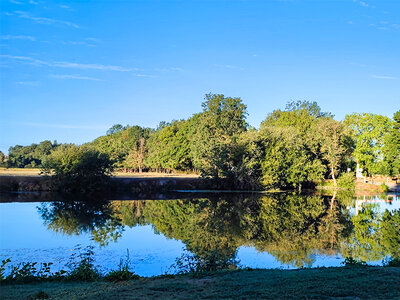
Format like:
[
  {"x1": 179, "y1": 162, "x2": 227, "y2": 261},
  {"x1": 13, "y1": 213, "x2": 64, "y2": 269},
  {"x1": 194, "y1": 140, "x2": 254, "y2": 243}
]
[
  {"x1": 90, "y1": 125, "x2": 151, "y2": 171},
  {"x1": 382, "y1": 110, "x2": 400, "y2": 176},
  {"x1": 42, "y1": 145, "x2": 114, "y2": 193},
  {"x1": 5, "y1": 96, "x2": 396, "y2": 191},
  {"x1": 312, "y1": 118, "x2": 353, "y2": 186},
  {"x1": 337, "y1": 172, "x2": 355, "y2": 189},
  {"x1": 344, "y1": 113, "x2": 392, "y2": 176},
  {"x1": 0, "y1": 258, "x2": 11, "y2": 281},
  {"x1": 0, "y1": 151, "x2": 6, "y2": 167},
  {"x1": 380, "y1": 209, "x2": 400, "y2": 258},
  {"x1": 0, "y1": 261, "x2": 62, "y2": 283},
  {"x1": 146, "y1": 119, "x2": 194, "y2": 172},
  {"x1": 191, "y1": 94, "x2": 248, "y2": 184},
  {"x1": 170, "y1": 248, "x2": 240, "y2": 274},
  {"x1": 260, "y1": 126, "x2": 325, "y2": 190},
  {"x1": 342, "y1": 257, "x2": 367, "y2": 267},
  {"x1": 6, "y1": 141, "x2": 59, "y2": 168},
  {"x1": 104, "y1": 250, "x2": 139, "y2": 282},
  {"x1": 383, "y1": 257, "x2": 400, "y2": 267},
  {"x1": 66, "y1": 245, "x2": 101, "y2": 281},
  {"x1": 38, "y1": 201, "x2": 123, "y2": 246},
  {"x1": 381, "y1": 183, "x2": 389, "y2": 193}
]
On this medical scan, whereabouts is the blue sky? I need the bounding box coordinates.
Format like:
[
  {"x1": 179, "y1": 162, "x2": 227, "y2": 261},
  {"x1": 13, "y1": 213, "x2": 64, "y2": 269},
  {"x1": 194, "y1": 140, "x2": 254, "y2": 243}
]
[{"x1": 1, "y1": 0, "x2": 399, "y2": 153}]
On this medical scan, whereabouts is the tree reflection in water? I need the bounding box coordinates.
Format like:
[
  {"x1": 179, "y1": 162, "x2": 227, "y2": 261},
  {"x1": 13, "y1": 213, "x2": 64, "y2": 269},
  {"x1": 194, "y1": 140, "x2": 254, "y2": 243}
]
[
  {"x1": 38, "y1": 193, "x2": 400, "y2": 267},
  {"x1": 38, "y1": 199, "x2": 124, "y2": 246}
]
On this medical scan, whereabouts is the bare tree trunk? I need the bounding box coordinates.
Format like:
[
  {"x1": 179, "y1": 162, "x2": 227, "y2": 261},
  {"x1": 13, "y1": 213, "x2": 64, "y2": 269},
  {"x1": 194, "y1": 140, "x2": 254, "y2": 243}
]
[
  {"x1": 330, "y1": 189, "x2": 337, "y2": 210},
  {"x1": 332, "y1": 167, "x2": 337, "y2": 188}
]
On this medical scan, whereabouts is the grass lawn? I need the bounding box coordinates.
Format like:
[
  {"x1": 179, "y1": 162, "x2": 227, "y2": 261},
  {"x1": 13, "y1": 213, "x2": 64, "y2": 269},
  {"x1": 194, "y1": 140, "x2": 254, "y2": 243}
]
[{"x1": 2, "y1": 267, "x2": 400, "y2": 299}]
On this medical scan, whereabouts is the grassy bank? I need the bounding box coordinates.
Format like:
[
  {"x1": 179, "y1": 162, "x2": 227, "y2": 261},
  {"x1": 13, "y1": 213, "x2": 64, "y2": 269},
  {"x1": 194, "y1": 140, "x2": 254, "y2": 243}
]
[{"x1": 1, "y1": 267, "x2": 400, "y2": 299}]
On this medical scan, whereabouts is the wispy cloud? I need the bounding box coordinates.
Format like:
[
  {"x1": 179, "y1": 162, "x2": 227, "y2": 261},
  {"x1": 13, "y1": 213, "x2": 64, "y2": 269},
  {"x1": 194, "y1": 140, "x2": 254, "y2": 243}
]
[
  {"x1": 154, "y1": 67, "x2": 184, "y2": 72},
  {"x1": 9, "y1": 0, "x2": 23, "y2": 4},
  {"x1": 0, "y1": 35, "x2": 36, "y2": 41},
  {"x1": 51, "y1": 74, "x2": 104, "y2": 81},
  {"x1": 29, "y1": 0, "x2": 39, "y2": 4},
  {"x1": 15, "y1": 81, "x2": 40, "y2": 86},
  {"x1": 1, "y1": 54, "x2": 154, "y2": 78},
  {"x1": 85, "y1": 37, "x2": 101, "y2": 43},
  {"x1": 53, "y1": 61, "x2": 133, "y2": 71},
  {"x1": 14, "y1": 11, "x2": 79, "y2": 28},
  {"x1": 353, "y1": 0, "x2": 375, "y2": 8},
  {"x1": 371, "y1": 75, "x2": 399, "y2": 80},
  {"x1": 61, "y1": 40, "x2": 96, "y2": 47},
  {"x1": 0, "y1": 54, "x2": 135, "y2": 71},
  {"x1": 213, "y1": 64, "x2": 243, "y2": 70},
  {"x1": 60, "y1": 5, "x2": 71, "y2": 9}
]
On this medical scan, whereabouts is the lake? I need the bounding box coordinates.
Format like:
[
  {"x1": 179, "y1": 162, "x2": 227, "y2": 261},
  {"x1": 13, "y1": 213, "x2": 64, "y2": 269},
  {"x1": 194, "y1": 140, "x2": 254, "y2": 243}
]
[{"x1": 0, "y1": 191, "x2": 399, "y2": 277}]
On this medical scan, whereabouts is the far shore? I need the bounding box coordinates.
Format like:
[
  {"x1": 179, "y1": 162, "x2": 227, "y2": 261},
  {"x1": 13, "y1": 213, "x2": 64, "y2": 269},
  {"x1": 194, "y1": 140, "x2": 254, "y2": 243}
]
[{"x1": 1, "y1": 168, "x2": 397, "y2": 194}]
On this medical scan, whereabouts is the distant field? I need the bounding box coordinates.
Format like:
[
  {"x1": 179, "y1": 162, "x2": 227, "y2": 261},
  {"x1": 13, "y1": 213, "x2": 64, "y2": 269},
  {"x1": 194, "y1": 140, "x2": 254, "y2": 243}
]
[
  {"x1": 0, "y1": 168, "x2": 199, "y2": 178},
  {"x1": 0, "y1": 168, "x2": 42, "y2": 176}
]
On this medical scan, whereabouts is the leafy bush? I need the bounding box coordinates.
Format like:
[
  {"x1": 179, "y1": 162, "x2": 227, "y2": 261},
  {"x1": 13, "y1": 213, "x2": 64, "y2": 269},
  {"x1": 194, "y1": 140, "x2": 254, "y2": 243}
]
[
  {"x1": 337, "y1": 172, "x2": 355, "y2": 189},
  {"x1": 0, "y1": 261, "x2": 61, "y2": 283},
  {"x1": 66, "y1": 245, "x2": 101, "y2": 281},
  {"x1": 104, "y1": 250, "x2": 139, "y2": 282},
  {"x1": 342, "y1": 257, "x2": 367, "y2": 267},
  {"x1": 42, "y1": 145, "x2": 114, "y2": 193},
  {"x1": 170, "y1": 248, "x2": 240, "y2": 274},
  {"x1": 383, "y1": 257, "x2": 400, "y2": 267},
  {"x1": 381, "y1": 183, "x2": 389, "y2": 193}
]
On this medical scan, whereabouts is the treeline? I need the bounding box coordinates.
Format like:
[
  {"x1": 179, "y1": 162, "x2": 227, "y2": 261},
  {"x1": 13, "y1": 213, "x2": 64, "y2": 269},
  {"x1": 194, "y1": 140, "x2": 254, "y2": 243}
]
[{"x1": 2, "y1": 94, "x2": 399, "y2": 190}]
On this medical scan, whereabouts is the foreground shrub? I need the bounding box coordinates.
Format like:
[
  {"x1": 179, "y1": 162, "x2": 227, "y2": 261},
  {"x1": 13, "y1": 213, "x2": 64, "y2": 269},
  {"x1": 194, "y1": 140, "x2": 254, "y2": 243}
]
[
  {"x1": 342, "y1": 257, "x2": 367, "y2": 267},
  {"x1": 170, "y1": 248, "x2": 240, "y2": 274},
  {"x1": 104, "y1": 250, "x2": 139, "y2": 282},
  {"x1": 66, "y1": 245, "x2": 101, "y2": 281}
]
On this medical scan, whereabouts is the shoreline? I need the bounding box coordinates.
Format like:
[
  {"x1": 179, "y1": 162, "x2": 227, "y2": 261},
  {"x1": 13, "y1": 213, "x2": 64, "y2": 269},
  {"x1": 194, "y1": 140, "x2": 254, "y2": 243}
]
[
  {"x1": 0, "y1": 168, "x2": 397, "y2": 195},
  {"x1": 1, "y1": 266, "x2": 400, "y2": 299}
]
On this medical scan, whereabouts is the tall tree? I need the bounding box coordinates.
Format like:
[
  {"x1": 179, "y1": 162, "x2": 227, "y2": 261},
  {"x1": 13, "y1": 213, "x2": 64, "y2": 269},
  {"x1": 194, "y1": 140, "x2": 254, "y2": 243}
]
[
  {"x1": 344, "y1": 113, "x2": 392, "y2": 176},
  {"x1": 313, "y1": 119, "x2": 352, "y2": 187},
  {"x1": 382, "y1": 111, "x2": 400, "y2": 176},
  {"x1": 191, "y1": 94, "x2": 248, "y2": 182}
]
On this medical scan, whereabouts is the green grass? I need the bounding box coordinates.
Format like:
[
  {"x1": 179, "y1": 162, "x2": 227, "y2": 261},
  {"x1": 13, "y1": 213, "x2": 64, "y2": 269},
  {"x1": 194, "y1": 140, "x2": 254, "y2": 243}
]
[{"x1": 2, "y1": 267, "x2": 400, "y2": 299}]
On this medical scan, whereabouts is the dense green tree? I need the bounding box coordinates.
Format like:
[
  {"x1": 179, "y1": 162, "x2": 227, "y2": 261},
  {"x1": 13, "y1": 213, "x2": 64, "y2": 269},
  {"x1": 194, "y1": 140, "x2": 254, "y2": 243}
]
[
  {"x1": 382, "y1": 111, "x2": 400, "y2": 176},
  {"x1": 42, "y1": 145, "x2": 114, "y2": 193},
  {"x1": 0, "y1": 151, "x2": 6, "y2": 167},
  {"x1": 6, "y1": 140, "x2": 59, "y2": 168},
  {"x1": 90, "y1": 125, "x2": 151, "y2": 170},
  {"x1": 191, "y1": 94, "x2": 248, "y2": 183},
  {"x1": 145, "y1": 119, "x2": 194, "y2": 172},
  {"x1": 262, "y1": 100, "x2": 331, "y2": 135},
  {"x1": 344, "y1": 113, "x2": 392, "y2": 176},
  {"x1": 312, "y1": 119, "x2": 352, "y2": 187},
  {"x1": 260, "y1": 101, "x2": 329, "y2": 190}
]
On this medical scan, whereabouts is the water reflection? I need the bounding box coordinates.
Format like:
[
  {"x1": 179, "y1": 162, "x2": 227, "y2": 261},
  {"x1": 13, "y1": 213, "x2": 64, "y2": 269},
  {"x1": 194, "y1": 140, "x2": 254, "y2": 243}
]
[
  {"x1": 38, "y1": 200, "x2": 124, "y2": 246},
  {"x1": 35, "y1": 193, "x2": 400, "y2": 268}
]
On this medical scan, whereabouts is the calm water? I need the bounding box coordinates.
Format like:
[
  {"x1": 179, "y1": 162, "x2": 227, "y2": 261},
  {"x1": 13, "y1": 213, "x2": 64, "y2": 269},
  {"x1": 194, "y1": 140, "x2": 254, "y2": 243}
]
[{"x1": 0, "y1": 192, "x2": 399, "y2": 276}]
